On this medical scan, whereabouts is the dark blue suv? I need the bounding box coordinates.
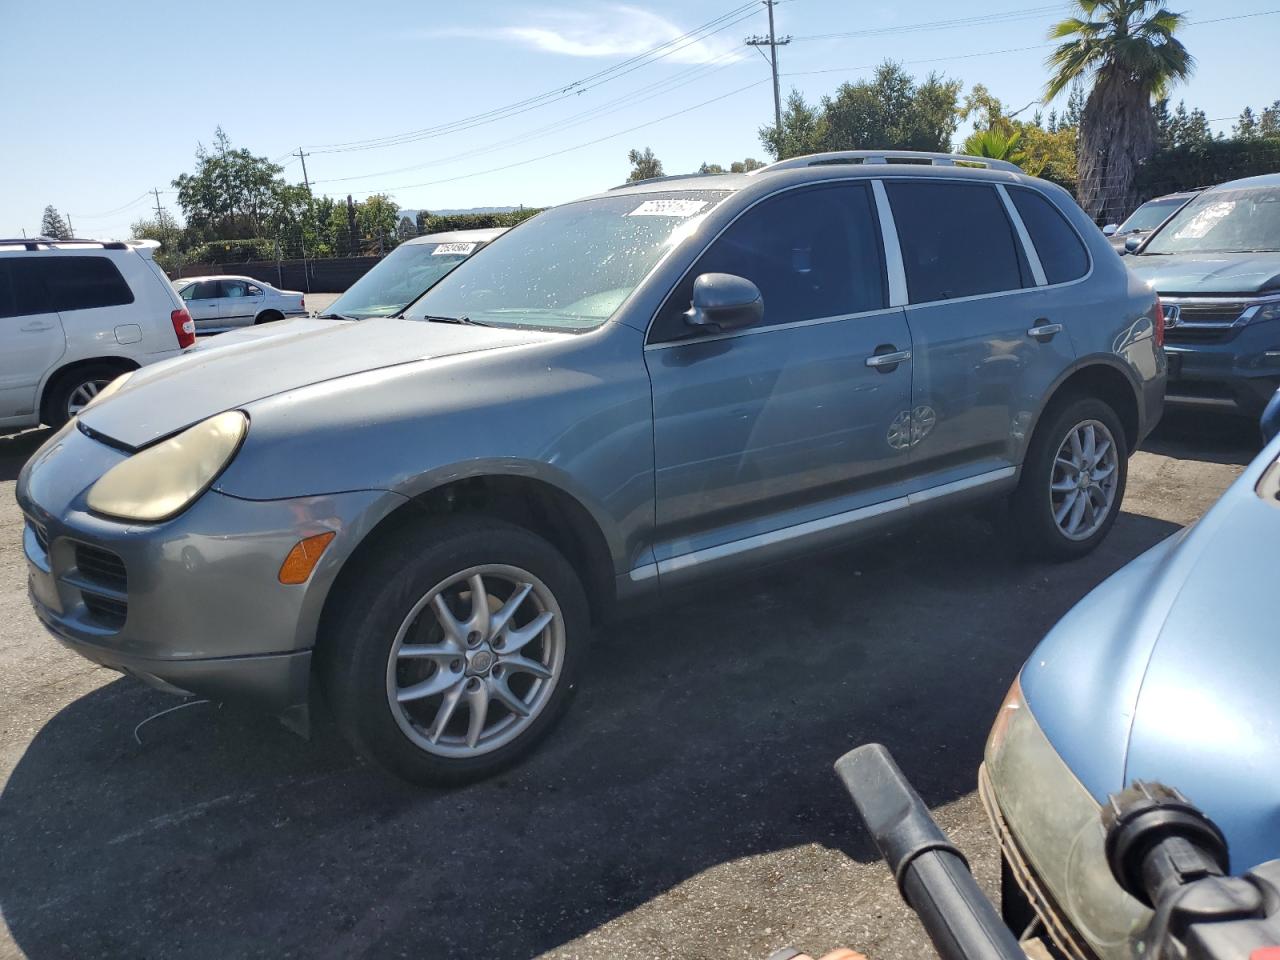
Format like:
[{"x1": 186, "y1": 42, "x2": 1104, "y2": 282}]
[{"x1": 1127, "y1": 173, "x2": 1280, "y2": 417}]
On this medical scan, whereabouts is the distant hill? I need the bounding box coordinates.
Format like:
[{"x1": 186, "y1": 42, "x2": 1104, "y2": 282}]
[{"x1": 397, "y1": 206, "x2": 529, "y2": 220}]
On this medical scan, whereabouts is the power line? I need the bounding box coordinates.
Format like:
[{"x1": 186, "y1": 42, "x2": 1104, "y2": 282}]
[
  {"x1": 791, "y1": 5, "x2": 1060, "y2": 42},
  {"x1": 302, "y1": 2, "x2": 762, "y2": 155}
]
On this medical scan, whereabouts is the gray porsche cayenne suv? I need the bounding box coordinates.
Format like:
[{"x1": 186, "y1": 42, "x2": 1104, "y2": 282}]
[{"x1": 18, "y1": 151, "x2": 1166, "y2": 783}]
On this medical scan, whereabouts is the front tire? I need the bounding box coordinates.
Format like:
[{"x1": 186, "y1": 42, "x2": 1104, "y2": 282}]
[
  {"x1": 45, "y1": 362, "x2": 128, "y2": 426},
  {"x1": 319, "y1": 516, "x2": 589, "y2": 785},
  {"x1": 1012, "y1": 396, "x2": 1128, "y2": 561}
]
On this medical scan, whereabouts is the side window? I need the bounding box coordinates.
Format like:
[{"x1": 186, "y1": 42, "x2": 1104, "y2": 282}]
[
  {"x1": 192, "y1": 280, "x2": 220, "y2": 299},
  {"x1": 37, "y1": 256, "x2": 134, "y2": 312},
  {"x1": 0, "y1": 258, "x2": 54, "y2": 318},
  {"x1": 886, "y1": 181, "x2": 1031, "y2": 303},
  {"x1": 0, "y1": 262, "x2": 15, "y2": 319},
  {"x1": 650, "y1": 182, "x2": 887, "y2": 342},
  {"x1": 178, "y1": 284, "x2": 196, "y2": 301},
  {"x1": 246, "y1": 283, "x2": 262, "y2": 296},
  {"x1": 1009, "y1": 188, "x2": 1090, "y2": 285},
  {"x1": 220, "y1": 280, "x2": 248, "y2": 298}
]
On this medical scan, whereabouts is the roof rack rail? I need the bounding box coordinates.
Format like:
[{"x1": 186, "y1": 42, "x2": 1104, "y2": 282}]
[
  {"x1": 0, "y1": 237, "x2": 129, "y2": 251},
  {"x1": 751, "y1": 150, "x2": 1023, "y2": 175},
  {"x1": 608, "y1": 172, "x2": 724, "y2": 190}
]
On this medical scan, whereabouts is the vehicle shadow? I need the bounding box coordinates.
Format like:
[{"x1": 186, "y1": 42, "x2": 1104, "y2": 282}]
[
  {"x1": 0, "y1": 501, "x2": 1183, "y2": 959},
  {"x1": 0, "y1": 426, "x2": 51, "y2": 483},
  {"x1": 1142, "y1": 408, "x2": 1261, "y2": 466}
]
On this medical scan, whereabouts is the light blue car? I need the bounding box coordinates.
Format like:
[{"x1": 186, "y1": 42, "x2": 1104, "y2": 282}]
[{"x1": 980, "y1": 401, "x2": 1280, "y2": 960}]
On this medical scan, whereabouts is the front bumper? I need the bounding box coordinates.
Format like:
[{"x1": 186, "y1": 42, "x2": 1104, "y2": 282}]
[
  {"x1": 17, "y1": 422, "x2": 401, "y2": 714},
  {"x1": 1164, "y1": 314, "x2": 1280, "y2": 416}
]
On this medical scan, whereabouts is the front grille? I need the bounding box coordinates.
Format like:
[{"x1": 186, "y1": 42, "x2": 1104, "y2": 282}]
[
  {"x1": 74, "y1": 544, "x2": 127, "y2": 593},
  {"x1": 1164, "y1": 299, "x2": 1248, "y2": 344},
  {"x1": 1174, "y1": 303, "x2": 1245, "y2": 325}
]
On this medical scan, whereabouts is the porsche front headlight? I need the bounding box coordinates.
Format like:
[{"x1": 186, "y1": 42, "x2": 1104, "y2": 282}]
[
  {"x1": 87, "y1": 411, "x2": 248, "y2": 522},
  {"x1": 985, "y1": 678, "x2": 1150, "y2": 958}
]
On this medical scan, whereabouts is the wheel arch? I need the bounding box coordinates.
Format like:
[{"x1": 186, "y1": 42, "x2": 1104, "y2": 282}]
[
  {"x1": 254, "y1": 308, "x2": 284, "y2": 324},
  {"x1": 319, "y1": 472, "x2": 620, "y2": 637},
  {"x1": 1025, "y1": 358, "x2": 1142, "y2": 461},
  {"x1": 38, "y1": 355, "x2": 140, "y2": 424}
]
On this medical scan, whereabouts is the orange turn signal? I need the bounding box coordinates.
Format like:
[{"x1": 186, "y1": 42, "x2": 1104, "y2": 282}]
[{"x1": 278, "y1": 532, "x2": 336, "y2": 585}]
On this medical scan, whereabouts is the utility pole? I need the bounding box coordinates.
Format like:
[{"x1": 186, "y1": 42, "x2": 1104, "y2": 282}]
[
  {"x1": 746, "y1": 0, "x2": 791, "y2": 145},
  {"x1": 295, "y1": 148, "x2": 312, "y2": 195},
  {"x1": 296, "y1": 149, "x2": 313, "y2": 292},
  {"x1": 65, "y1": 213, "x2": 74, "y2": 238},
  {"x1": 152, "y1": 188, "x2": 165, "y2": 222}
]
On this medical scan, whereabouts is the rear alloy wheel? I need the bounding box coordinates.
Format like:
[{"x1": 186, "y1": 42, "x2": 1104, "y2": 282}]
[
  {"x1": 321, "y1": 516, "x2": 588, "y2": 785},
  {"x1": 1012, "y1": 396, "x2": 1128, "y2": 560},
  {"x1": 46, "y1": 363, "x2": 128, "y2": 427}
]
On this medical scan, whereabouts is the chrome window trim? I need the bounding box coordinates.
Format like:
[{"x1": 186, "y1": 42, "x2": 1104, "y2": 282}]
[
  {"x1": 634, "y1": 466, "x2": 1015, "y2": 579},
  {"x1": 643, "y1": 178, "x2": 893, "y2": 346},
  {"x1": 997, "y1": 184, "x2": 1048, "y2": 287},
  {"x1": 643, "y1": 304, "x2": 906, "y2": 351},
  {"x1": 871, "y1": 179, "x2": 909, "y2": 306}
]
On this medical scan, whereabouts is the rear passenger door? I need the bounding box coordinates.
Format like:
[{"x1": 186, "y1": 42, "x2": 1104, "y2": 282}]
[
  {"x1": 0, "y1": 258, "x2": 65, "y2": 422},
  {"x1": 883, "y1": 179, "x2": 1077, "y2": 482},
  {"x1": 218, "y1": 279, "x2": 264, "y2": 326},
  {"x1": 645, "y1": 181, "x2": 913, "y2": 565}
]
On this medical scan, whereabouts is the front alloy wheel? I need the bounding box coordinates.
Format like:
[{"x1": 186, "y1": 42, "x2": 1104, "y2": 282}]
[
  {"x1": 1050, "y1": 419, "x2": 1120, "y2": 541},
  {"x1": 387, "y1": 565, "x2": 565, "y2": 758}
]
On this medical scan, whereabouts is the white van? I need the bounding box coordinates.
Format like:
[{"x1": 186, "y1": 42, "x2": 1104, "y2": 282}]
[{"x1": 0, "y1": 238, "x2": 193, "y2": 429}]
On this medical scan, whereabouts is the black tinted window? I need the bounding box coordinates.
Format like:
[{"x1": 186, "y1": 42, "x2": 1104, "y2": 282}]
[
  {"x1": 0, "y1": 257, "x2": 56, "y2": 318},
  {"x1": 652, "y1": 182, "x2": 886, "y2": 341},
  {"x1": 38, "y1": 257, "x2": 134, "y2": 311},
  {"x1": 1010, "y1": 188, "x2": 1089, "y2": 284},
  {"x1": 887, "y1": 181, "x2": 1029, "y2": 303},
  {"x1": 191, "y1": 280, "x2": 220, "y2": 299}
]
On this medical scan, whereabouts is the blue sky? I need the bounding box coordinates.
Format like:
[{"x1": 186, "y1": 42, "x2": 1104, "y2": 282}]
[{"x1": 2, "y1": 0, "x2": 1276, "y2": 239}]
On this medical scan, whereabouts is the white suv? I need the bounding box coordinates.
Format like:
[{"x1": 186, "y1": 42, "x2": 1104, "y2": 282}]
[{"x1": 0, "y1": 237, "x2": 193, "y2": 429}]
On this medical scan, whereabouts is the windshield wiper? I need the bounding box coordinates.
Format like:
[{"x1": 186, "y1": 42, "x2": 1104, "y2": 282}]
[
  {"x1": 318, "y1": 312, "x2": 359, "y2": 321},
  {"x1": 422, "y1": 314, "x2": 490, "y2": 327}
]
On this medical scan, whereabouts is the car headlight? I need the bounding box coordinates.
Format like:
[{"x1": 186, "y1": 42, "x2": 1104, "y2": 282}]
[
  {"x1": 80, "y1": 371, "x2": 133, "y2": 413},
  {"x1": 86, "y1": 411, "x2": 248, "y2": 522},
  {"x1": 985, "y1": 677, "x2": 1150, "y2": 957},
  {"x1": 1249, "y1": 299, "x2": 1280, "y2": 324}
]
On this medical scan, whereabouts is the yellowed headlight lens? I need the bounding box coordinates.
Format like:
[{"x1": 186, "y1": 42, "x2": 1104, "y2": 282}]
[{"x1": 87, "y1": 411, "x2": 247, "y2": 522}]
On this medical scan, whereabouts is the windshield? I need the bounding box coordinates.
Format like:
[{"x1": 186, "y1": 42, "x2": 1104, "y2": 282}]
[
  {"x1": 1117, "y1": 197, "x2": 1186, "y2": 234},
  {"x1": 405, "y1": 191, "x2": 730, "y2": 332},
  {"x1": 326, "y1": 240, "x2": 483, "y2": 319},
  {"x1": 1142, "y1": 186, "x2": 1280, "y2": 255}
]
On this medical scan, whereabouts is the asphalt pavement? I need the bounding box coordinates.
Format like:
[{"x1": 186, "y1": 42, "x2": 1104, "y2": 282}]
[{"x1": 0, "y1": 410, "x2": 1258, "y2": 960}]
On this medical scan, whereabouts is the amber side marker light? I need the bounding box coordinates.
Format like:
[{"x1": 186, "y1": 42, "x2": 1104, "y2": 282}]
[{"x1": 279, "y1": 532, "x2": 337, "y2": 584}]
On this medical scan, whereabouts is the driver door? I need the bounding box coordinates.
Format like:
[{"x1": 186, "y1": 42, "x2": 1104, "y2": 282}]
[
  {"x1": 643, "y1": 181, "x2": 913, "y2": 577},
  {"x1": 181, "y1": 279, "x2": 222, "y2": 330}
]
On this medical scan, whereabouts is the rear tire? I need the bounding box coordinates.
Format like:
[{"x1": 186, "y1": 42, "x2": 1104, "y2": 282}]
[
  {"x1": 45, "y1": 362, "x2": 129, "y2": 427},
  {"x1": 254, "y1": 310, "x2": 283, "y2": 324},
  {"x1": 319, "y1": 515, "x2": 590, "y2": 785},
  {"x1": 1012, "y1": 396, "x2": 1128, "y2": 561}
]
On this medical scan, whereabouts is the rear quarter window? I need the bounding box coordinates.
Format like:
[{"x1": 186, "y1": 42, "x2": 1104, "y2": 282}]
[
  {"x1": 38, "y1": 256, "x2": 135, "y2": 311},
  {"x1": 1009, "y1": 188, "x2": 1090, "y2": 285},
  {"x1": 885, "y1": 180, "x2": 1032, "y2": 303}
]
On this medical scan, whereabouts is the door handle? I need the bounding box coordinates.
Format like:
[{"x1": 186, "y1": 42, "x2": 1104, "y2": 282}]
[
  {"x1": 20, "y1": 321, "x2": 55, "y2": 332},
  {"x1": 865, "y1": 349, "x2": 911, "y2": 369},
  {"x1": 1027, "y1": 322, "x2": 1063, "y2": 342}
]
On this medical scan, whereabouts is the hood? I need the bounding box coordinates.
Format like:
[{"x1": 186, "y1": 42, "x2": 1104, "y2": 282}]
[
  {"x1": 1126, "y1": 252, "x2": 1280, "y2": 295},
  {"x1": 1023, "y1": 437, "x2": 1280, "y2": 872},
  {"x1": 79, "y1": 315, "x2": 558, "y2": 449},
  {"x1": 192, "y1": 315, "x2": 340, "y2": 351}
]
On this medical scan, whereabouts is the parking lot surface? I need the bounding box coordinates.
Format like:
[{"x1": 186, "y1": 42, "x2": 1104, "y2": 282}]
[{"x1": 0, "y1": 411, "x2": 1256, "y2": 960}]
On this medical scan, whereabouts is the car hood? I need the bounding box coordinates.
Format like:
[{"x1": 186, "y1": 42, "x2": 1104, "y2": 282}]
[
  {"x1": 1126, "y1": 252, "x2": 1280, "y2": 295},
  {"x1": 1022, "y1": 438, "x2": 1280, "y2": 870},
  {"x1": 192, "y1": 315, "x2": 343, "y2": 350},
  {"x1": 79, "y1": 316, "x2": 558, "y2": 449}
]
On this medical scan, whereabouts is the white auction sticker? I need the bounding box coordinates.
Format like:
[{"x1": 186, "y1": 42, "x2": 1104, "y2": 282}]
[
  {"x1": 432, "y1": 242, "x2": 477, "y2": 255},
  {"x1": 626, "y1": 199, "x2": 708, "y2": 218}
]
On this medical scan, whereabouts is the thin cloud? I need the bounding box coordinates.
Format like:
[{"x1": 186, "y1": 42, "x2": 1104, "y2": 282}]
[{"x1": 431, "y1": 5, "x2": 742, "y2": 65}]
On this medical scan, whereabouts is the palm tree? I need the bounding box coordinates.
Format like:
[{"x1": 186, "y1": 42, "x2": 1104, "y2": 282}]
[
  {"x1": 1045, "y1": 0, "x2": 1193, "y2": 223},
  {"x1": 961, "y1": 129, "x2": 1045, "y2": 176}
]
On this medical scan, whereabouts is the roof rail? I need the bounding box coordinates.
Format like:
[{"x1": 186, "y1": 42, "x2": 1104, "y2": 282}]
[
  {"x1": 608, "y1": 172, "x2": 724, "y2": 190},
  {"x1": 0, "y1": 237, "x2": 130, "y2": 251},
  {"x1": 751, "y1": 150, "x2": 1023, "y2": 175}
]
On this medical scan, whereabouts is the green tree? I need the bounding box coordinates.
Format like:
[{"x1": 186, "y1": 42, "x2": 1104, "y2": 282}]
[
  {"x1": 1235, "y1": 107, "x2": 1260, "y2": 141},
  {"x1": 356, "y1": 194, "x2": 400, "y2": 253},
  {"x1": 1046, "y1": 0, "x2": 1195, "y2": 223},
  {"x1": 396, "y1": 215, "x2": 416, "y2": 241},
  {"x1": 698, "y1": 158, "x2": 766, "y2": 174},
  {"x1": 129, "y1": 211, "x2": 186, "y2": 269},
  {"x1": 961, "y1": 129, "x2": 1044, "y2": 175},
  {"x1": 40, "y1": 205, "x2": 71, "y2": 240},
  {"x1": 172, "y1": 127, "x2": 291, "y2": 239},
  {"x1": 1260, "y1": 100, "x2": 1280, "y2": 138},
  {"x1": 759, "y1": 90, "x2": 828, "y2": 159},
  {"x1": 818, "y1": 63, "x2": 961, "y2": 153},
  {"x1": 626, "y1": 147, "x2": 664, "y2": 182}
]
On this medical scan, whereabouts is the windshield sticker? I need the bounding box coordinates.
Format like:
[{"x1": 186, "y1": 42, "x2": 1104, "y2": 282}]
[
  {"x1": 1173, "y1": 201, "x2": 1235, "y2": 240},
  {"x1": 432, "y1": 242, "x2": 477, "y2": 256},
  {"x1": 626, "y1": 199, "x2": 708, "y2": 218}
]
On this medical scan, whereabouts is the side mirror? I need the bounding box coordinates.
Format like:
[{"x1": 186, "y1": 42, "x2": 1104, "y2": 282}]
[
  {"x1": 1124, "y1": 236, "x2": 1143, "y2": 254},
  {"x1": 1262, "y1": 388, "x2": 1280, "y2": 445},
  {"x1": 684, "y1": 273, "x2": 763, "y2": 333},
  {"x1": 1102, "y1": 223, "x2": 1119, "y2": 236}
]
